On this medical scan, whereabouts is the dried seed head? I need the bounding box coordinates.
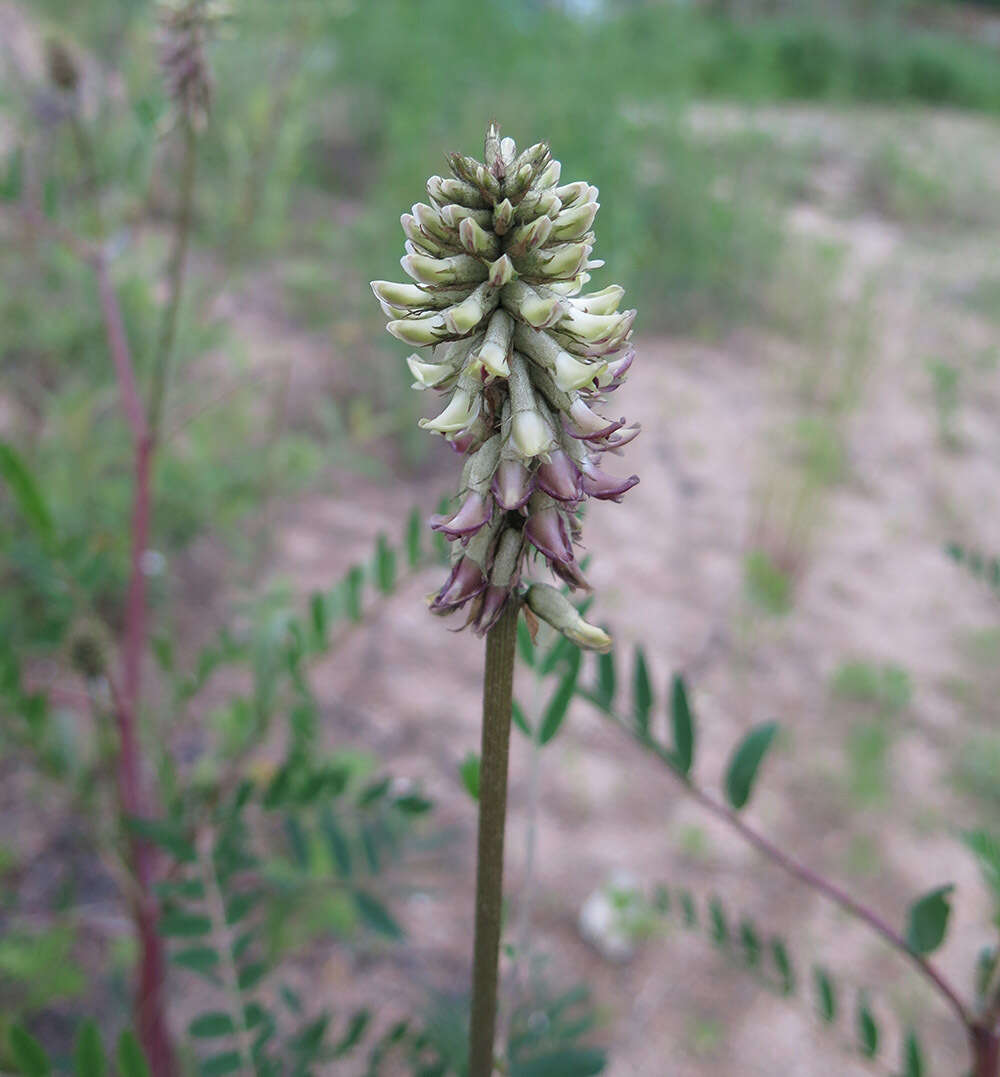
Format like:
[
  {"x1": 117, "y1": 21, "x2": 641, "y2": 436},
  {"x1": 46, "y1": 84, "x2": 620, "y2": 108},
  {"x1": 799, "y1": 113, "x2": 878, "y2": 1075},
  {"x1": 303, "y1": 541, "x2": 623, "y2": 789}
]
[{"x1": 372, "y1": 123, "x2": 639, "y2": 650}]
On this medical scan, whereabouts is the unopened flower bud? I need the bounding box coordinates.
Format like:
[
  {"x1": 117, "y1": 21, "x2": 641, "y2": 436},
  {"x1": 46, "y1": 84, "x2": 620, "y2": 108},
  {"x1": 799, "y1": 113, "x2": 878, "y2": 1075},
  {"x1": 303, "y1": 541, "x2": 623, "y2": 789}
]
[
  {"x1": 525, "y1": 583, "x2": 612, "y2": 652},
  {"x1": 501, "y1": 280, "x2": 563, "y2": 329},
  {"x1": 402, "y1": 252, "x2": 489, "y2": 287},
  {"x1": 492, "y1": 198, "x2": 515, "y2": 235},
  {"x1": 459, "y1": 216, "x2": 501, "y2": 259},
  {"x1": 445, "y1": 282, "x2": 498, "y2": 335},
  {"x1": 473, "y1": 309, "x2": 514, "y2": 378}
]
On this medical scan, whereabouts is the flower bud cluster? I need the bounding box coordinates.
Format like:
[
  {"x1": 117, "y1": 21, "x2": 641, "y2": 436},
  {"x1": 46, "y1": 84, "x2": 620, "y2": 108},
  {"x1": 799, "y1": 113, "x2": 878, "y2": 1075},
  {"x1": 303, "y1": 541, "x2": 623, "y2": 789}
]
[{"x1": 372, "y1": 124, "x2": 638, "y2": 647}]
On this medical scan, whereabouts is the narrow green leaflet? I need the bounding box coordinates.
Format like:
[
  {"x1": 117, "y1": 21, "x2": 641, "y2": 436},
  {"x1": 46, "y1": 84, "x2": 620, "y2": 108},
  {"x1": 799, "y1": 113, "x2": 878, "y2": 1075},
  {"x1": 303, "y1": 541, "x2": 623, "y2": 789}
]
[
  {"x1": 189, "y1": 1013, "x2": 236, "y2": 1039},
  {"x1": 116, "y1": 1031, "x2": 151, "y2": 1077},
  {"x1": 739, "y1": 920, "x2": 761, "y2": 968},
  {"x1": 510, "y1": 1047, "x2": 606, "y2": 1077},
  {"x1": 905, "y1": 884, "x2": 954, "y2": 955},
  {"x1": 172, "y1": 946, "x2": 220, "y2": 979},
  {"x1": 353, "y1": 890, "x2": 403, "y2": 939},
  {"x1": 0, "y1": 440, "x2": 55, "y2": 547},
  {"x1": 226, "y1": 890, "x2": 264, "y2": 926},
  {"x1": 73, "y1": 1021, "x2": 106, "y2": 1077},
  {"x1": 8, "y1": 1025, "x2": 50, "y2": 1077},
  {"x1": 813, "y1": 966, "x2": 837, "y2": 1023},
  {"x1": 517, "y1": 618, "x2": 536, "y2": 668},
  {"x1": 724, "y1": 722, "x2": 779, "y2": 811},
  {"x1": 669, "y1": 674, "x2": 694, "y2": 776},
  {"x1": 856, "y1": 994, "x2": 879, "y2": 1059},
  {"x1": 394, "y1": 792, "x2": 433, "y2": 815},
  {"x1": 309, "y1": 591, "x2": 328, "y2": 646},
  {"x1": 771, "y1": 938, "x2": 795, "y2": 995},
  {"x1": 158, "y1": 911, "x2": 212, "y2": 938},
  {"x1": 320, "y1": 805, "x2": 353, "y2": 876},
  {"x1": 406, "y1": 507, "x2": 422, "y2": 568},
  {"x1": 237, "y1": 962, "x2": 267, "y2": 991},
  {"x1": 512, "y1": 698, "x2": 533, "y2": 738},
  {"x1": 374, "y1": 533, "x2": 396, "y2": 594},
  {"x1": 125, "y1": 816, "x2": 195, "y2": 863},
  {"x1": 460, "y1": 753, "x2": 481, "y2": 801},
  {"x1": 680, "y1": 891, "x2": 697, "y2": 928},
  {"x1": 331, "y1": 1011, "x2": 370, "y2": 1059},
  {"x1": 344, "y1": 565, "x2": 364, "y2": 622},
  {"x1": 539, "y1": 634, "x2": 574, "y2": 677},
  {"x1": 708, "y1": 897, "x2": 728, "y2": 946},
  {"x1": 594, "y1": 650, "x2": 615, "y2": 711},
  {"x1": 539, "y1": 648, "x2": 582, "y2": 745},
  {"x1": 962, "y1": 829, "x2": 1000, "y2": 900},
  {"x1": 199, "y1": 1051, "x2": 242, "y2": 1077},
  {"x1": 902, "y1": 1030, "x2": 924, "y2": 1077},
  {"x1": 631, "y1": 647, "x2": 652, "y2": 736}
]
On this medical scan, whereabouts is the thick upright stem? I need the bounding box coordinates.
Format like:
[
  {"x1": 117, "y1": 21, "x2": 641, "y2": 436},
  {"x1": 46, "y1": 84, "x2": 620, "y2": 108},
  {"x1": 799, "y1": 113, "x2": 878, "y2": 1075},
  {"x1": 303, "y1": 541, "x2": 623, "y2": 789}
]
[{"x1": 469, "y1": 601, "x2": 519, "y2": 1077}]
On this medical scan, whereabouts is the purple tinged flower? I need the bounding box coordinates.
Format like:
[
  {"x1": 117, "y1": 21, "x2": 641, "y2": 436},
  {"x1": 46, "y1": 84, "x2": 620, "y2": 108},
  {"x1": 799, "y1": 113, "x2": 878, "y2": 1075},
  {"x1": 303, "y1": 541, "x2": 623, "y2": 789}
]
[
  {"x1": 492, "y1": 459, "x2": 534, "y2": 510},
  {"x1": 580, "y1": 459, "x2": 639, "y2": 502},
  {"x1": 472, "y1": 527, "x2": 524, "y2": 636},
  {"x1": 473, "y1": 586, "x2": 511, "y2": 636},
  {"x1": 598, "y1": 347, "x2": 635, "y2": 392},
  {"x1": 598, "y1": 422, "x2": 641, "y2": 451},
  {"x1": 430, "y1": 491, "x2": 491, "y2": 540},
  {"x1": 566, "y1": 398, "x2": 625, "y2": 441},
  {"x1": 536, "y1": 449, "x2": 582, "y2": 502},
  {"x1": 525, "y1": 499, "x2": 574, "y2": 564},
  {"x1": 551, "y1": 557, "x2": 590, "y2": 591},
  {"x1": 448, "y1": 412, "x2": 493, "y2": 454},
  {"x1": 430, "y1": 556, "x2": 487, "y2": 613}
]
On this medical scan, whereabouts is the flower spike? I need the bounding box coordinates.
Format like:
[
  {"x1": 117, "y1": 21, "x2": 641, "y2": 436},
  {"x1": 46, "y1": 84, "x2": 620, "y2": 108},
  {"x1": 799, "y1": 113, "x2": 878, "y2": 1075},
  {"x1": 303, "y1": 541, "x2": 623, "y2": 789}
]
[{"x1": 371, "y1": 124, "x2": 639, "y2": 649}]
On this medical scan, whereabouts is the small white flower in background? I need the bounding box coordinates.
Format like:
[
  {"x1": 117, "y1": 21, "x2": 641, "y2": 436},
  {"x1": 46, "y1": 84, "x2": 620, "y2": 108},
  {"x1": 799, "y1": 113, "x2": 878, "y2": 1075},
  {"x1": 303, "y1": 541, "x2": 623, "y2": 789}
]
[
  {"x1": 578, "y1": 870, "x2": 649, "y2": 963},
  {"x1": 140, "y1": 549, "x2": 166, "y2": 577},
  {"x1": 372, "y1": 123, "x2": 639, "y2": 649}
]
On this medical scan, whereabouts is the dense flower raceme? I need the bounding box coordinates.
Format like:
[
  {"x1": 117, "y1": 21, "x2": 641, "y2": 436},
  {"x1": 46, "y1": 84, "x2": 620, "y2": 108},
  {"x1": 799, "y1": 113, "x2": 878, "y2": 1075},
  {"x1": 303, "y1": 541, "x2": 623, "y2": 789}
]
[{"x1": 371, "y1": 124, "x2": 639, "y2": 649}]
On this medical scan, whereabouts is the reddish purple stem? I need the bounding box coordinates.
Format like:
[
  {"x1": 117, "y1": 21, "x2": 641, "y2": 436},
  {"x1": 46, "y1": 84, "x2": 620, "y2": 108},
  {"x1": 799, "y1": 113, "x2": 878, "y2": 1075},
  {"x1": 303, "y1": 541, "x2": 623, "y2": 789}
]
[{"x1": 97, "y1": 255, "x2": 176, "y2": 1077}]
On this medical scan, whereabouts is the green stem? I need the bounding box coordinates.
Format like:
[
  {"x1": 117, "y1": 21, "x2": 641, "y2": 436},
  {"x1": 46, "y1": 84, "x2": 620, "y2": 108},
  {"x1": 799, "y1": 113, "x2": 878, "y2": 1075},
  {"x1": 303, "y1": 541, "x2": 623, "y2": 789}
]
[
  {"x1": 148, "y1": 117, "x2": 198, "y2": 443},
  {"x1": 469, "y1": 600, "x2": 519, "y2": 1077}
]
